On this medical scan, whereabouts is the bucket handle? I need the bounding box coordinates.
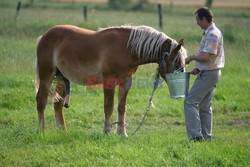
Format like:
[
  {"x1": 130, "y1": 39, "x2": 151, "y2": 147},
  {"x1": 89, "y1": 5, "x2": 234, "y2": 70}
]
[{"x1": 174, "y1": 64, "x2": 188, "y2": 74}]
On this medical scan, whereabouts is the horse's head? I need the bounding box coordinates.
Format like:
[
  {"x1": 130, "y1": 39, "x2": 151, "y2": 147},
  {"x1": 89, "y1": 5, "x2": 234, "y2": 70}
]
[
  {"x1": 159, "y1": 39, "x2": 187, "y2": 79},
  {"x1": 126, "y1": 26, "x2": 187, "y2": 78}
]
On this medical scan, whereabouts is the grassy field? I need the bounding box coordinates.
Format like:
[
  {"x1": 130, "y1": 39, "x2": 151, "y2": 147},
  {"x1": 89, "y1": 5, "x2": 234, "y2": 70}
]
[{"x1": 0, "y1": 1, "x2": 250, "y2": 166}]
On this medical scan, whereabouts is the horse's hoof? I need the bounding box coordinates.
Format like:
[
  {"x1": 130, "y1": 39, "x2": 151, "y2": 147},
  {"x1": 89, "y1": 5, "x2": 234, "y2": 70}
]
[
  {"x1": 117, "y1": 124, "x2": 128, "y2": 137},
  {"x1": 118, "y1": 131, "x2": 128, "y2": 138},
  {"x1": 103, "y1": 124, "x2": 112, "y2": 134},
  {"x1": 103, "y1": 130, "x2": 112, "y2": 135},
  {"x1": 56, "y1": 125, "x2": 66, "y2": 130},
  {"x1": 104, "y1": 131, "x2": 111, "y2": 136}
]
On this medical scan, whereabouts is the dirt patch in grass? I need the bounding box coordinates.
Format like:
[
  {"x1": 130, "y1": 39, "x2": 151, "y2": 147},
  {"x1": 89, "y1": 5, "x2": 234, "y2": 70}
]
[{"x1": 216, "y1": 120, "x2": 250, "y2": 127}]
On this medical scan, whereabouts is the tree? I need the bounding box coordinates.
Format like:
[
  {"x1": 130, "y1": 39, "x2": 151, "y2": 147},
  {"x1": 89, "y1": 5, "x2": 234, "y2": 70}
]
[
  {"x1": 108, "y1": 0, "x2": 132, "y2": 10},
  {"x1": 205, "y1": 0, "x2": 214, "y2": 8},
  {"x1": 108, "y1": 0, "x2": 148, "y2": 11}
]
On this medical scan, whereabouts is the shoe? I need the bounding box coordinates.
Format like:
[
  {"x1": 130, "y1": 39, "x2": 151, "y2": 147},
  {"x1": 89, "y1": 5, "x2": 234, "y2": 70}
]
[
  {"x1": 190, "y1": 136, "x2": 204, "y2": 142},
  {"x1": 64, "y1": 103, "x2": 69, "y2": 108}
]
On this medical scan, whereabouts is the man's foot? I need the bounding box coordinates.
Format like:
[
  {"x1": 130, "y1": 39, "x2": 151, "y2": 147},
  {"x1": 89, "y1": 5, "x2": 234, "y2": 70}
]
[{"x1": 190, "y1": 136, "x2": 204, "y2": 142}]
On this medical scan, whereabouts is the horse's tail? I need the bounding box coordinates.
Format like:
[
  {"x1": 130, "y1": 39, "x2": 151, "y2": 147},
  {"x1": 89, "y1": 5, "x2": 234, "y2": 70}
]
[
  {"x1": 35, "y1": 36, "x2": 62, "y2": 102},
  {"x1": 35, "y1": 58, "x2": 39, "y2": 94},
  {"x1": 35, "y1": 36, "x2": 42, "y2": 94}
]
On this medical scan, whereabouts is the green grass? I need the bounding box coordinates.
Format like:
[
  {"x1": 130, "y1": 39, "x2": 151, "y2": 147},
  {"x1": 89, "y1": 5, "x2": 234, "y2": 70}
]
[{"x1": 0, "y1": 3, "x2": 250, "y2": 166}]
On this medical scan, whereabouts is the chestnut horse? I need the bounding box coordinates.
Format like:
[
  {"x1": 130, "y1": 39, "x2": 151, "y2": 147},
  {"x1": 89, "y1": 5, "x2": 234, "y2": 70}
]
[{"x1": 35, "y1": 25, "x2": 187, "y2": 136}]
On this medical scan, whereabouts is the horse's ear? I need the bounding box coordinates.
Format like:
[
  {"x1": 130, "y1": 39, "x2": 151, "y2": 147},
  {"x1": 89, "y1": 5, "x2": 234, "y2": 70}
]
[
  {"x1": 174, "y1": 44, "x2": 181, "y2": 53},
  {"x1": 178, "y1": 39, "x2": 184, "y2": 46},
  {"x1": 169, "y1": 39, "x2": 184, "y2": 61},
  {"x1": 174, "y1": 39, "x2": 184, "y2": 53}
]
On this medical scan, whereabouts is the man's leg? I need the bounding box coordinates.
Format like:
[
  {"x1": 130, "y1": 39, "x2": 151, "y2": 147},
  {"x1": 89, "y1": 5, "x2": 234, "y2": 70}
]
[
  {"x1": 184, "y1": 77, "x2": 204, "y2": 139},
  {"x1": 184, "y1": 70, "x2": 220, "y2": 140},
  {"x1": 199, "y1": 70, "x2": 221, "y2": 140},
  {"x1": 199, "y1": 87, "x2": 215, "y2": 141}
]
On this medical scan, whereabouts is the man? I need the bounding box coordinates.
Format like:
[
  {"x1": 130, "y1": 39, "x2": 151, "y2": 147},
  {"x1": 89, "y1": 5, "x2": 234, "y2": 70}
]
[{"x1": 184, "y1": 7, "x2": 224, "y2": 141}]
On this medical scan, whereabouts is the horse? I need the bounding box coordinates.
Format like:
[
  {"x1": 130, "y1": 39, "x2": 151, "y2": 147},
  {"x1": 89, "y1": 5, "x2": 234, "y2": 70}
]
[{"x1": 35, "y1": 25, "x2": 187, "y2": 137}]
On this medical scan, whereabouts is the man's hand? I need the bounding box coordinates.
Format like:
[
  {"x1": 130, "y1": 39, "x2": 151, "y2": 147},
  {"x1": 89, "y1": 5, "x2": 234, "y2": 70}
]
[{"x1": 190, "y1": 68, "x2": 200, "y2": 75}]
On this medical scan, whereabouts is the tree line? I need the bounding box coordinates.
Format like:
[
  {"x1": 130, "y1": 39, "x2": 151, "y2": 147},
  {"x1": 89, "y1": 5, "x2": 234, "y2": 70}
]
[{"x1": 108, "y1": 0, "x2": 214, "y2": 10}]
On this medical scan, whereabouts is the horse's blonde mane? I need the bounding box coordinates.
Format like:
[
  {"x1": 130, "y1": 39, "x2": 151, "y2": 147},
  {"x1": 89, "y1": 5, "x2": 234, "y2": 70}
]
[
  {"x1": 99, "y1": 25, "x2": 187, "y2": 61},
  {"x1": 126, "y1": 25, "x2": 171, "y2": 60}
]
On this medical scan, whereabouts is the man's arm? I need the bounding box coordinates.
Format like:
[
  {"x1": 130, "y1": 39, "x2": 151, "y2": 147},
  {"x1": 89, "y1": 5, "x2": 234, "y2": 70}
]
[
  {"x1": 185, "y1": 52, "x2": 212, "y2": 64},
  {"x1": 185, "y1": 52, "x2": 214, "y2": 75}
]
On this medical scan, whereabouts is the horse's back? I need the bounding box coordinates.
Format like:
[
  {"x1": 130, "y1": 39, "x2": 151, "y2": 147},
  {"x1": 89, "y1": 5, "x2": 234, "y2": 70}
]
[
  {"x1": 36, "y1": 25, "x2": 134, "y2": 84},
  {"x1": 46, "y1": 25, "x2": 95, "y2": 37}
]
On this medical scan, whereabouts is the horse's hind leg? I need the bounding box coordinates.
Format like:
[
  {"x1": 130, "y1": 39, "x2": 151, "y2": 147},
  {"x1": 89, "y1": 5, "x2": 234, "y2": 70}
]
[
  {"x1": 36, "y1": 80, "x2": 51, "y2": 130},
  {"x1": 54, "y1": 79, "x2": 66, "y2": 129},
  {"x1": 103, "y1": 85, "x2": 115, "y2": 134}
]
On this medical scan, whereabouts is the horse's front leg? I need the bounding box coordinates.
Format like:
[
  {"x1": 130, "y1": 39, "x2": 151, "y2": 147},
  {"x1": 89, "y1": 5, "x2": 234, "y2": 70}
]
[
  {"x1": 103, "y1": 84, "x2": 115, "y2": 134},
  {"x1": 116, "y1": 78, "x2": 131, "y2": 137}
]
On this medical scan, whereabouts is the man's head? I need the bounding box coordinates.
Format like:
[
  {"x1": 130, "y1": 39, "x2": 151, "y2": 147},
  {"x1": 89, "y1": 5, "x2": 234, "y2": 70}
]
[{"x1": 195, "y1": 7, "x2": 214, "y2": 29}]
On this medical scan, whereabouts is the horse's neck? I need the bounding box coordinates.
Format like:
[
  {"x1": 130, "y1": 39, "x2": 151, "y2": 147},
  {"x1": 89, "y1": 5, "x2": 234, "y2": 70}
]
[
  {"x1": 132, "y1": 44, "x2": 171, "y2": 66},
  {"x1": 131, "y1": 39, "x2": 171, "y2": 67},
  {"x1": 130, "y1": 55, "x2": 159, "y2": 67}
]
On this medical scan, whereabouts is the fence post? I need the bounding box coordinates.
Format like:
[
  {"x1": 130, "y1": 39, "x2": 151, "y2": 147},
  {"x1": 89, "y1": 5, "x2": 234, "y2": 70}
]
[
  {"x1": 157, "y1": 4, "x2": 163, "y2": 29},
  {"x1": 83, "y1": 6, "x2": 87, "y2": 22},
  {"x1": 15, "y1": 1, "x2": 22, "y2": 21},
  {"x1": 170, "y1": 0, "x2": 173, "y2": 10}
]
